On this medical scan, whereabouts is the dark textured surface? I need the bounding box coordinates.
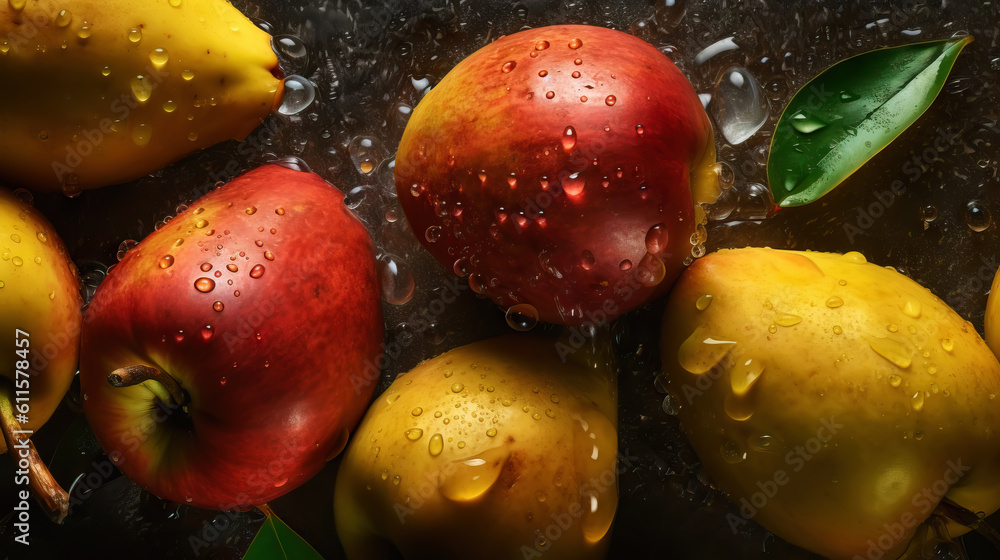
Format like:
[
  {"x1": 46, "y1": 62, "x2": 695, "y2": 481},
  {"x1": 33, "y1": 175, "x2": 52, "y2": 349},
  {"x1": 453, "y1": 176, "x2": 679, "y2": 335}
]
[{"x1": 2, "y1": 1, "x2": 999, "y2": 558}]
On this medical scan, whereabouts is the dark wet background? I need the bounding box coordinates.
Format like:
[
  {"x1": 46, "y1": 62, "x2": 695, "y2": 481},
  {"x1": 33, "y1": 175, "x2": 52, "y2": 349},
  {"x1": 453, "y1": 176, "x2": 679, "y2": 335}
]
[{"x1": 3, "y1": 0, "x2": 1000, "y2": 558}]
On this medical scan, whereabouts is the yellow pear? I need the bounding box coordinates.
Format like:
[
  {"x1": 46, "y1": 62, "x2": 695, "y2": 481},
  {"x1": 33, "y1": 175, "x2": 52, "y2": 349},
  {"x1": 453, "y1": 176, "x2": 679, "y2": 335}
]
[
  {"x1": 661, "y1": 247, "x2": 1000, "y2": 560},
  {"x1": 334, "y1": 334, "x2": 619, "y2": 560},
  {"x1": 0, "y1": 0, "x2": 283, "y2": 193},
  {"x1": 0, "y1": 186, "x2": 82, "y2": 521}
]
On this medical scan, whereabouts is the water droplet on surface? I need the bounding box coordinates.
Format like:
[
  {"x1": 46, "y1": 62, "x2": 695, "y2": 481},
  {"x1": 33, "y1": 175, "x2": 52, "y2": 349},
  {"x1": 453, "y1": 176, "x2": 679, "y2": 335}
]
[
  {"x1": 149, "y1": 48, "x2": 169, "y2": 66},
  {"x1": 902, "y1": 300, "x2": 921, "y2": 318},
  {"x1": 200, "y1": 326, "x2": 214, "y2": 341},
  {"x1": 965, "y1": 201, "x2": 991, "y2": 232},
  {"x1": 720, "y1": 440, "x2": 746, "y2": 464},
  {"x1": 249, "y1": 264, "x2": 265, "y2": 278},
  {"x1": 695, "y1": 294, "x2": 713, "y2": 310},
  {"x1": 535, "y1": 40, "x2": 550, "y2": 50},
  {"x1": 424, "y1": 225, "x2": 442, "y2": 243},
  {"x1": 562, "y1": 172, "x2": 584, "y2": 196},
  {"x1": 730, "y1": 359, "x2": 764, "y2": 395},
  {"x1": 710, "y1": 66, "x2": 769, "y2": 144},
  {"x1": 428, "y1": 433, "x2": 443, "y2": 456},
  {"x1": 55, "y1": 9, "x2": 72, "y2": 27},
  {"x1": 11, "y1": 256, "x2": 22, "y2": 266},
  {"x1": 661, "y1": 394, "x2": 679, "y2": 415},
  {"x1": 377, "y1": 254, "x2": 415, "y2": 305},
  {"x1": 505, "y1": 304, "x2": 539, "y2": 331},
  {"x1": 128, "y1": 27, "x2": 142, "y2": 43},
  {"x1": 132, "y1": 123, "x2": 152, "y2": 146},
  {"x1": 635, "y1": 124, "x2": 645, "y2": 135},
  {"x1": 213, "y1": 301, "x2": 224, "y2": 312},
  {"x1": 561, "y1": 126, "x2": 577, "y2": 152},
  {"x1": 775, "y1": 313, "x2": 802, "y2": 327},
  {"x1": 501, "y1": 60, "x2": 517, "y2": 73},
  {"x1": 619, "y1": 259, "x2": 632, "y2": 271},
  {"x1": 869, "y1": 337, "x2": 912, "y2": 369},
  {"x1": 605, "y1": 95, "x2": 616, "y2": 106},
  {"x1": 440, "y1": 446, "x2": 511, "y2": 502},
  {"x1": 405, "y1": 428, "x2": 423, "y2": 441},
  {"x1": 545, "y1": 91, "x2": 555, "y2": 99},
  {"x1": 131, "y1": 75, "x2": 152, "y2": 102},
  {"x1": 181, "y1": 69, "x2": 194, "y2": 80},
  {"x1": 789, "y1": 111, "x2": 828, "y2": 134},
  {"x1": 158, "y1": 255, "x2": 174, "y2": 269},
  {"x1": 568, "y1": 38, "x2": 583, "y2": 49},
  {"x1": 911, "y1": 391, "x2": 925, "y2": 411},
  {"x1": 645, "y1": 223, "x2": 670, "y2": 254},
  {"x1": 940, "y1": 339, "x2": 954, "y2": 352},
  {"x1": 195, "y1": 278, "x2": 216, "y2": 293},
  {"x1": 451, "y1": 383, "x2": 464, "y2": 393},
  {"x1": 278, "y1": 75, "x2": 316, "y2": 115},
  {"x1": 678, "y1": 326, "x2": 737, "y2": 374},
  {"x1": 826, "y1": 296, "x2": 844, "y2": 308}
]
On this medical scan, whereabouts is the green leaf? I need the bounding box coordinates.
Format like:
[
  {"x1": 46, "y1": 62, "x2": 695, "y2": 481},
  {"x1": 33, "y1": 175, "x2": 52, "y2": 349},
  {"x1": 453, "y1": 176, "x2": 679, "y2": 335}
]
[
  {"x1": 243, "y1": 510, "x2": 325, "y2": 560},
  {"x1": 767, "y1": 36, "x2": 973, "y2": 207}
]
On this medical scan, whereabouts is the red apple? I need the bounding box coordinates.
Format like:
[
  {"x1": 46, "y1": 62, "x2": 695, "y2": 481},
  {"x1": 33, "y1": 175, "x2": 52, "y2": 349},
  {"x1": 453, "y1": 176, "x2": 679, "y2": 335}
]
[
  {"x1": 79, "y1": 164, "x2": 383, "y2": 509},
  {"x1": 395, "y1": 24, "x2": 719, "y2": 325}
]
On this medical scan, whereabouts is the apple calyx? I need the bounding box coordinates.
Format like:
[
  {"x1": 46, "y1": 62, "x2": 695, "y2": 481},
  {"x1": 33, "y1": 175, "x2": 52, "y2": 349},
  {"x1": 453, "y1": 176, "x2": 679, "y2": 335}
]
[
  {"x1": 0, "y1": 385, "x2": 69, "y2": 523},
  {"x1": 107, "y1": 365, "x2": 189, "y2": 412},
  {"x1": 935, "y1": 497, "x2": 1000, "y2": 550}
]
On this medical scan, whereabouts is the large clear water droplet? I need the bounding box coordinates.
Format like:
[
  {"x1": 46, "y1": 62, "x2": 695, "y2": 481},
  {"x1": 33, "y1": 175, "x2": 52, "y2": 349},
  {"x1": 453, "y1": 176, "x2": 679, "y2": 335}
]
[
  {"x1": 377, "y1": 254, "x2": 415, "y2": 305},
  {"x1": 710, "y1": 66, "x2": 769, "y2": 145},
  {"x1": 277, "y1": 75, "x2": 316, "y2": 115}
]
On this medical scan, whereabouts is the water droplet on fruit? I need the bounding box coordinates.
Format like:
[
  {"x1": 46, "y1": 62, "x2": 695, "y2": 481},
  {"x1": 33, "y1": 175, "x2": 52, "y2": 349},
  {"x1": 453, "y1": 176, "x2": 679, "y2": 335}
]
[
  {"x1": 619, "y1": 259, "x2": 632, "y2": 271},
  {"x1": 568, "y1": 38, "x2": 583, "y2": 49},
  {"x1": 869, "y1": 337, "x2": 912, "y2": 368},
  {"x1": 128, "y1": 27, "x2": 142, "y2": 43},
  {"x1": 405, "y1": 428, "x2": 423, "y2": 441},
  {"x1": 195, "y1": 278, "x2": 216, "y2": 293},
  {"x1": 440, "y1": 446, "x2": 510, "y2": 502},
  {"x1": 545, "y1": 91, "x2": 555, "y2": 99},
  {"x1": 826, "y1": 296, "x2": 844, "y2": 308},
  {"x1": 572, "y1": 70, "x2": 581, "y2": 79},
  {"x1": 501, "y1": 61, "x2": 516, "y2": 73},
  {"x1": 158, "y1": 255, "x2": 174, "y2": 269},
  {"x1": 563, "y1": 172, "x2": 584, "y2": 196},
  {"x1": 833, "y1": 325, "x2": 843, "y2": 334},
  {"x1": 775, "y1": 313, "x2": 801, "y2": 327},
  {"x1": 941, "y1": 338, "x2": 954, "y2": 352},
  {"x1": 425, "y1": 225, "x2": 442, "y2": 243},
  {"x1": 200, "y1": 262, "x2": 212, "y2": 272},
  {"x1": 131, "y1": 123, "x2": 152, "y2": 146},
  {"x1": 9, "y1": 233, "x2": 20, "y2": 243},
  {"x1": 378, "y1": 254, "x2": 415, "y2": 305},
  {"x1": 451, "y1": 383, "x2": 464, "y2": 393},
  {"x1": 678, "y1": 327, "x2": 737, "y2": 374},
  {"x1": 580, "y1": 250, "x2": 596, "y2": 270},
  {"x1": 149, "y1": 48, "x2": 169, "y2": 66},
  {"x1": 249, "y1": 264, "x2": 265, "y2": 278},
  {"x1": 535, "y1": 40, "x2": 549, "y2": 50},
  {"x1": 264, "y1": 250, "x2": 275, "y2": 261},
  {"x1": 506, "y1": 304, "x2": 539, "y2": 331},
  {"x1": 635, "y1": 124, "x2": 645, "y2": 135},
  {"x1": 538, "y1": 70, "x2": 549, "y2": 77},
  {"x1": 200, "y1": 326, "x2": 214, "y2": 341},
  {"x1": 278, "y1": 75, "x2": 315, "y2": 115},
  {"x1": 605, "y1": 95, "x2": 616, "y2": 106},
  {"x1": 213, "y1": 301, "x2": 224, "y2": 312},
  {"x1": 561, "y1": 126, "x2": 577, "y2": 152},
  {"x1": 731, "y1": 359, "x2": 764, "y2": 395},
  {"x1": 720, "y1": 440, "x2": 746, "y2": 464},
  {"x1": 637, "y1": 252, "x2": 666, "y2": 286},
  {"x1": 911, "y1": 391, "x2": 925, "y2": 411},
  {"x1": 428, "y1": 433, "x2": 444, "y2": 456},
  {"x1": 55, "y1": 9, "x2": 72, "y2": 27},
  {"x1": 696, "y1": 294, "x2": 713, "y2": 310},
  {"x1": 645, "y1": 223, "x2": 670, "y2": 254},
  {"x1": 902, "y1": 300, "x2": 921, "y2": 318}
]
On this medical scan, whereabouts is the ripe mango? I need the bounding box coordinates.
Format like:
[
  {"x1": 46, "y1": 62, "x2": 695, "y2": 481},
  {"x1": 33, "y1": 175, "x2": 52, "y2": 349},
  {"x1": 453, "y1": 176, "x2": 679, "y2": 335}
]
[
  {"x1": 0, "y1": 0, "x2": 282, "y2": 193},
  {"x1": 661, "y1": 248, "x2": 1000, "y2": 559}
]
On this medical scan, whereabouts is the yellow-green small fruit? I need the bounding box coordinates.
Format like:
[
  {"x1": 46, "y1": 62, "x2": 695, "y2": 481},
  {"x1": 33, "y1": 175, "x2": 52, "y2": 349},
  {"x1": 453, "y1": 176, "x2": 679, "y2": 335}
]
[{"x1": 334, "y1": 335, "x2": 618, "y2": 560}]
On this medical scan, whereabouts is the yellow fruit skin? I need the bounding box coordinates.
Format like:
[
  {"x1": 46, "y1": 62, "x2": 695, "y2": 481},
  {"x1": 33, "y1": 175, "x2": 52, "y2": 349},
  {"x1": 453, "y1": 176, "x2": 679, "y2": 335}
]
[
  {"x1": 661, "y1": 248, "x2": 1000, "y2": 560},
  {"x1": 334, "y1": 335, "x2": 618, "y2": 560},
  {"x1": 0, "y1": 0, "x2": 282, "y2": 192},
  {"x1": 985, "y1": 269, "x2": 1000, "y2": 358},
  {"x1": 0, "y1": 187, "x2": 82, "y2": 453}
]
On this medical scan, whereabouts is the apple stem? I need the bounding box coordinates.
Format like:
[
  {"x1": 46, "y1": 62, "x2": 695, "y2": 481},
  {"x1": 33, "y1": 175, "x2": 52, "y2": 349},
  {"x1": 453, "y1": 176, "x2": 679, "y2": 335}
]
[
  {"x1": 0, "y1": 385, "x2": 69, "y2": 524},
  {"x1": 108, "y1": 365, "x2": 187, "y2": 407},
  {"x1": 935, "y1": 496, "x2": 1000, "y2": 550}
]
